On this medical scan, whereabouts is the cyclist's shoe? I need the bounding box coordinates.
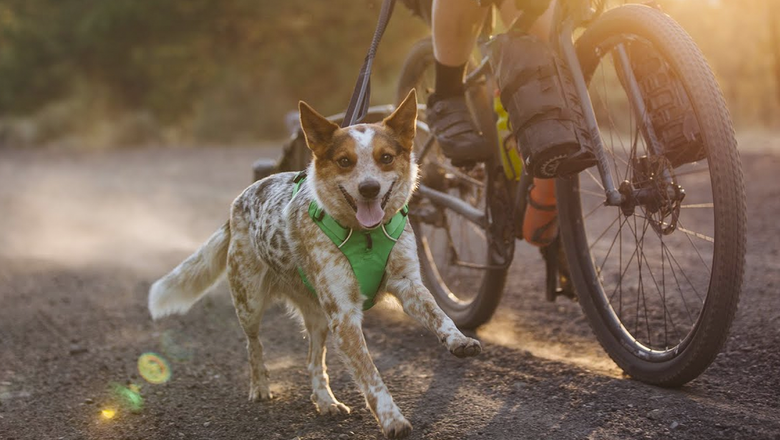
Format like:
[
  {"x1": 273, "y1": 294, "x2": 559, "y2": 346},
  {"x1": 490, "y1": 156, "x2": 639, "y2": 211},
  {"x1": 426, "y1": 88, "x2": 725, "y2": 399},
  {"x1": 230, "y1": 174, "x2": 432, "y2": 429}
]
[{"x1": 426, "y1": 93, "x2": 491, "y2": 166}]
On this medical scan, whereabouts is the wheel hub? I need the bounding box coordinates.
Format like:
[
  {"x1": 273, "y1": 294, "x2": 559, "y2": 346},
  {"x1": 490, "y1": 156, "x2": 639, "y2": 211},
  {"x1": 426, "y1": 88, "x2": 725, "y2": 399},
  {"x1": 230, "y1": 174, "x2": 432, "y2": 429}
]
[{"x1": 619, "y1": 155, "x2": 686, "y2": 235}]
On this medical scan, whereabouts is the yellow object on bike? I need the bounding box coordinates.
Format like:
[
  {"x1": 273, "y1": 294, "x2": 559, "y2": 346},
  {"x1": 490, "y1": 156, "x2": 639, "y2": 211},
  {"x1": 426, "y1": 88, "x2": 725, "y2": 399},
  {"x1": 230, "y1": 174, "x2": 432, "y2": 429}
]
[{"x1": 494, "y1": 94, "x2": 524, "y2": 181}]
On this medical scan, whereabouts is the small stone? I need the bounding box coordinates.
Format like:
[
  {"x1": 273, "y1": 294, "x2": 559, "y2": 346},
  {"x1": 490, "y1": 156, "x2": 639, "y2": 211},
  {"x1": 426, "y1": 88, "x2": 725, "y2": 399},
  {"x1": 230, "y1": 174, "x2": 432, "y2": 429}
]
[
  {"x1": 338, "y1": 434, "x2": 349, "y2": 439},
  {"x1": 647, "y1": 409, "x2": 662, "y2": 420},
  {"x1": 203, "y1": 421, "x2": 211, "y2": 427},
  {"x1": 670, "y1": 421, "x2": 679, "y2": 430},
  {"x1": 84, "y1": 398, "x2": 94, "y2": 404},
  {"x1": 69, "y1": 345, "x2": 88, "y2": 356}
]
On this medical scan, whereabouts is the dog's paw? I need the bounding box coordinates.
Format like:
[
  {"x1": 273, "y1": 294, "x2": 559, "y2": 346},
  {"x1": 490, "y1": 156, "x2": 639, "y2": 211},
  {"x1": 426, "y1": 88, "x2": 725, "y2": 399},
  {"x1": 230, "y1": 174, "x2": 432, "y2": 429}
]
[
  {"x1": 312, "y1": 394, "x2": 351, "y2": 416},
  {"x1": 450, "y1": 337, "x2": 482, "y2": 358},
  {"x1": 318, "y1": 402, "x2": 351, "y2": 416},
  {"x1": 383, "y1": 417, "x2": 412, "y2": 439},
  {"x1": 248, "y1": 386, "x2": 273, "y2": 402}
]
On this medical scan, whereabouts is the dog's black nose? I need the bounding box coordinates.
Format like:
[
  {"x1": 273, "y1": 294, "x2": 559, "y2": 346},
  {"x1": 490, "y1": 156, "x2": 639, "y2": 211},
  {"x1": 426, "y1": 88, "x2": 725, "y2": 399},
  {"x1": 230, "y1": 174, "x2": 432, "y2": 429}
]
[{"x1": 358, "y1": 179, "x2": 381, "y2": 199}]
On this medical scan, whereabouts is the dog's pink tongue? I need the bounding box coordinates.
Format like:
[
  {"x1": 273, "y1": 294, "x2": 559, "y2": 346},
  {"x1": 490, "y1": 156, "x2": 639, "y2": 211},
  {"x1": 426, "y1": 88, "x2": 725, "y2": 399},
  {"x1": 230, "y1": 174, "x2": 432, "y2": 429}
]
[{"x1": 356, "y1": 199, "x2": 384, "y2": 228}]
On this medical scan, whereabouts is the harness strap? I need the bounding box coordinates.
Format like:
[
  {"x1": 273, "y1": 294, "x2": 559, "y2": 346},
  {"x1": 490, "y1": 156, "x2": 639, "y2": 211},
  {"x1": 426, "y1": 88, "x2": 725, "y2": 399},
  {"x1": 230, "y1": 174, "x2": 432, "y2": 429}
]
[{"x1": 290, "y1": 171, "x2": 407, "y2": 311}]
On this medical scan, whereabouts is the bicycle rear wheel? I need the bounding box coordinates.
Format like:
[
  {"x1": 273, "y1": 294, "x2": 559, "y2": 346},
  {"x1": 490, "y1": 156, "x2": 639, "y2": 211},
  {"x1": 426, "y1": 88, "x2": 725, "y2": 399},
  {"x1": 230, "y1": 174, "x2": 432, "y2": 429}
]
[
  {"x1": 557, "y1": 5, "x2": 746, "y2": 386},
  {"x1": 396, "y1": 38, "x2": 512, "y2": 329}
]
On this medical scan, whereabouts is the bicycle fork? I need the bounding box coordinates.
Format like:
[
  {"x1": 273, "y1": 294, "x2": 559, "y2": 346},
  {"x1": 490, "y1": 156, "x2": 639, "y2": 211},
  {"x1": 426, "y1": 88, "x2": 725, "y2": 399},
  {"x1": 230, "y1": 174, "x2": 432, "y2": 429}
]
[{"x1": 557, "y1": 21, "x2": 668, "y2": 208}]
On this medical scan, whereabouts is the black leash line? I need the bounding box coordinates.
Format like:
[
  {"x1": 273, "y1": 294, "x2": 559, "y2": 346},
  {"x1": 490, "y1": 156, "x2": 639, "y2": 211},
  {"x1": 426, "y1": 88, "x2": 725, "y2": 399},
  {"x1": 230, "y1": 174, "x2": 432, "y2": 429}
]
[{"x1": 341, "y1": 0, "x2": 397, "y2": 128}]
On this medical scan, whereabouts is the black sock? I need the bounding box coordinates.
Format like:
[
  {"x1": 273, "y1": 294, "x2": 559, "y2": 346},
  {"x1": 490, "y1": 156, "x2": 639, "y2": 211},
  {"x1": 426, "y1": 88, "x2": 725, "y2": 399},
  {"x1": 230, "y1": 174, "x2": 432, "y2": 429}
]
[{"x1": 434, "y1": 61, "x2": 466, "y2": 99}]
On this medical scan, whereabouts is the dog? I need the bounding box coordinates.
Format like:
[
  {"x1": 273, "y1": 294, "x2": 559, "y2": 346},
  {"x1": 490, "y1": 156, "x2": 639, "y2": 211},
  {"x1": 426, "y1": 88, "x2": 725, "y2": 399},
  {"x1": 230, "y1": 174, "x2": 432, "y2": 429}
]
[{"x1": 148, "y1": 89, "x2": 482, "y2": 438}]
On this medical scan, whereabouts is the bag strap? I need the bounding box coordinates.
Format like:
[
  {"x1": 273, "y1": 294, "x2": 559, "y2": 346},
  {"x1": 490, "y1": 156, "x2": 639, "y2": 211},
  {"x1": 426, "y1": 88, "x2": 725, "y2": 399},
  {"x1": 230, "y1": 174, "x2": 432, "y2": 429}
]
[{"x1": 341, "y1": 0, "x2": 397, "y2": 128}]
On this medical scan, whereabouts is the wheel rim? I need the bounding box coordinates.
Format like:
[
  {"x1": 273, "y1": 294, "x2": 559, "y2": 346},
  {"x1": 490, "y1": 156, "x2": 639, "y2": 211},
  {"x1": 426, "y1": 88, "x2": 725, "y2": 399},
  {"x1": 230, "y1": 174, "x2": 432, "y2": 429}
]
[{"x1": 574, "y1": 35, "x2": 717, "y2": 362}]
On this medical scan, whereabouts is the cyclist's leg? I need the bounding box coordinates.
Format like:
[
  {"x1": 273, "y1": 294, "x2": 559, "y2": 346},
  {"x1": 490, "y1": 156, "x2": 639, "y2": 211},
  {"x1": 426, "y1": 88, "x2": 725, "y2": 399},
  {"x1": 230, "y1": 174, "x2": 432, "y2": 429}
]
[
  {"x1": 428, "y1": 0, "x2": 491, "y2": 164},
  {"x1": 497, "y1": 0, "x2": 556, "y2": 41},
  {"x1": 432, "y1": 0, "x2": 487, "y2": 67}
]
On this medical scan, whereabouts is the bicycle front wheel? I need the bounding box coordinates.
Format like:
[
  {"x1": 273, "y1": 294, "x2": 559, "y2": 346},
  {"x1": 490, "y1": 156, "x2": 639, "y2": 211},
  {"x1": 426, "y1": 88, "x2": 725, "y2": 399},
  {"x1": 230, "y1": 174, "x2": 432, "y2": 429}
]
[
  {"x1": 396, "y1": 38, "x2": 511, "y2": 329},
  {"x1": 557, "y1": 5, "x2": 747, "y2": 386}
]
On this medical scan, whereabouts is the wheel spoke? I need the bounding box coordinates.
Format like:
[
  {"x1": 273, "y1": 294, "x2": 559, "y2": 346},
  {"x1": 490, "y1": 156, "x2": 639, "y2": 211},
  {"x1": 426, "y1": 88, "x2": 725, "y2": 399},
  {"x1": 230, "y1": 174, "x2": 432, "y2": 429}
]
[
  {"x1": 584, "y1": 169, "x2": 605, "y2": 191},
  {"x1": 579, "y1": 187, "x2": 609, "y2": 199},
  {"x1": 596, "y1": 212, "x2": 628, "y2": 275},
  {"x1": 660, "y1": 239, "x2": 705, "y2": 304},
  {"x1": 588, "y1": 214, "x2": 621, "y2": 251},
  {"x1": 637, "y1": 238, "x2": 682, "y2": 344},
  {"x1": 677, "y1": 225, "x2": 715, "y2": 244},
  {"x1": 661, "y1": 240, "x2": 698, "y2": 324},
  {"x1": 583, "y1": 201, "x2": 604, "y2": 220},
  {"x1": 672, "y1": 217, "x2": 714, "y2": 273},
  {"x1": 679, "y1": 203, "x2": 714, "y2": 209}
]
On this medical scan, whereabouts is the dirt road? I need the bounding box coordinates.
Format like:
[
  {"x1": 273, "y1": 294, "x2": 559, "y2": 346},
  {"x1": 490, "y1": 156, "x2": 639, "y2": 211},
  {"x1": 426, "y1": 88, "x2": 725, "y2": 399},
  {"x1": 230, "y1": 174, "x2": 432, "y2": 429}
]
[{"x1": 0, "y1": 141, "x2": 778, "y2": 439}]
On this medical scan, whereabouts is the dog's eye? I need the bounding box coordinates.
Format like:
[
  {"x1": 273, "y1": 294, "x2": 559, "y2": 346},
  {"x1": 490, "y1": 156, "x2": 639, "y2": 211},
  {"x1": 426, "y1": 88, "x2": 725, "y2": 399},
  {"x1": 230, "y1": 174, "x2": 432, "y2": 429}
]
[
  {"x1": 337, "y1": 157, "x2": 352, "y2": 168},
  {"x1": 380, "y1": 154, "x2": 394, "y2": 165}
]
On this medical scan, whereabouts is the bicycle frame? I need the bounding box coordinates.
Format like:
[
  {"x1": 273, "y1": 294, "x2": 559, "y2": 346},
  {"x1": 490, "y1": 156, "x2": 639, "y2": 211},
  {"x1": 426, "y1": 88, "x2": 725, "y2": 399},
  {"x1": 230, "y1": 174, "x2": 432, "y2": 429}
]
[{"x1": 415, "y1": 0, "x2": 668, "y2": 230}]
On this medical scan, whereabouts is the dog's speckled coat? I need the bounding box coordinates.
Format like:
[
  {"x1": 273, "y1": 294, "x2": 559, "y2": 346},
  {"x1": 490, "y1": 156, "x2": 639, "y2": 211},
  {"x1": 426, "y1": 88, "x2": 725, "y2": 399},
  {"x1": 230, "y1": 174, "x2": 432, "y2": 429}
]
[{"x1": 148, "y1": 90, "x2": 481, "y2": 439}]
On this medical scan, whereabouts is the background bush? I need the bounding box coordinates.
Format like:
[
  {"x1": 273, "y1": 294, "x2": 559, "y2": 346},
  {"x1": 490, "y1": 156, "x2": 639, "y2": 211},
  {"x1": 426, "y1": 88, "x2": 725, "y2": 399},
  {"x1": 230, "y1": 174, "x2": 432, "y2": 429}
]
[{"x1": 0, "y1": 0, "x2": 776, "y2": 147}]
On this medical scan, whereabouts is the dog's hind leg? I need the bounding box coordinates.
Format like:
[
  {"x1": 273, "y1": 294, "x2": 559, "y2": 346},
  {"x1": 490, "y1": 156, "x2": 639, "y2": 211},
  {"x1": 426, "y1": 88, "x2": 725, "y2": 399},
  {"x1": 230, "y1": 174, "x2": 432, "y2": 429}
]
[
  {"x1": 291, "y1": 297, "x2": 351, "y2": 416},
  {"x1": 227, "y1": 245, "x2": 273, "y2": 402}
]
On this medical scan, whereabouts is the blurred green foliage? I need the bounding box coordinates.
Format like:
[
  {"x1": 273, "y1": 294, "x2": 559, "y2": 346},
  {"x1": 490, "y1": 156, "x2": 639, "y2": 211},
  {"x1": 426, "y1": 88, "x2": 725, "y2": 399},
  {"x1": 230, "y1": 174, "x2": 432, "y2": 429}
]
[
  {"x1": 0, "y1": 0, "x2": 775, "y2": 147},
  {"x1": 0, "y1": 0, "x2": 427, "y2": 145}
]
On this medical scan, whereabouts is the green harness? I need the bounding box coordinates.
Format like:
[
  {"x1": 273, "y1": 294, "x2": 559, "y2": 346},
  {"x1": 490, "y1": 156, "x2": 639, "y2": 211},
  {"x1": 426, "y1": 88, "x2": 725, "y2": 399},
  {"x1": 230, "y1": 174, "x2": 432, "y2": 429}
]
[{"x1": 291, "y1": 172, "x2": 407, "y2": 310}]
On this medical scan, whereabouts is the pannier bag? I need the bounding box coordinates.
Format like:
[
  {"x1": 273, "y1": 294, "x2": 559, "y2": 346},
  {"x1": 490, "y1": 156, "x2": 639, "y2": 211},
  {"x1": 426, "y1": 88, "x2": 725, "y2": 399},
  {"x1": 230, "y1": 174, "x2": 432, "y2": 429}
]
[
  {"x1": 490, "y1": 33, "x2": 595, "y2": 178},
  {"x1": 625, "y1": 39, "x2": 706, "y2": 168}
]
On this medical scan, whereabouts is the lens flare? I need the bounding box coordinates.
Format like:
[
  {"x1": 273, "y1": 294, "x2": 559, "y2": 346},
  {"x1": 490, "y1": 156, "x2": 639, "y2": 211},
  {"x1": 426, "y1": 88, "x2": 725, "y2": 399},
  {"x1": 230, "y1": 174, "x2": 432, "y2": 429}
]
[
  {"x1": 111, "y1": 382, "x2": 144, "y2": 413},
  {"x1": 137, "y1": 353, "x2": 171, "y2": 384},
  {"x1": 101, "y1": 409, "x2": 116, "y2": 419}
]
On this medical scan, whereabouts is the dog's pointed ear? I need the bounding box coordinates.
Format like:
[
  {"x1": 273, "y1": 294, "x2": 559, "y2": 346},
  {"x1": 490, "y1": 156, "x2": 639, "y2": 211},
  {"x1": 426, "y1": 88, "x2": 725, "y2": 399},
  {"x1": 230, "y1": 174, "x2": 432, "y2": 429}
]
[
  {"x1": 383, "y1": 89, "x2": 417, "y2": 151},
  {"x1": 299, "y1": 101, "x2": 339, "y2": 158}
]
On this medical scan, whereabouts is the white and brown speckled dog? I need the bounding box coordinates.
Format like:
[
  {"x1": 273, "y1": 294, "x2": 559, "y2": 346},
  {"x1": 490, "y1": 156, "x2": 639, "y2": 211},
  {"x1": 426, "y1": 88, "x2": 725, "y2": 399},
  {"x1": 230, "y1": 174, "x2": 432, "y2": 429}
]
[{"x1": 147, "y1": 90, "x2": 481, "y2": 439}]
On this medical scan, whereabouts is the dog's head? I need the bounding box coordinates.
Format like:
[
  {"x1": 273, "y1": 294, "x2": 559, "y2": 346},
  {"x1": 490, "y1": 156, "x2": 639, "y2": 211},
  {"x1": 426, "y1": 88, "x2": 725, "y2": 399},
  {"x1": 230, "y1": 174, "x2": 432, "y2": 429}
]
[{"x1": 299, "y1": 89, "x2": 418, "y2": 230}]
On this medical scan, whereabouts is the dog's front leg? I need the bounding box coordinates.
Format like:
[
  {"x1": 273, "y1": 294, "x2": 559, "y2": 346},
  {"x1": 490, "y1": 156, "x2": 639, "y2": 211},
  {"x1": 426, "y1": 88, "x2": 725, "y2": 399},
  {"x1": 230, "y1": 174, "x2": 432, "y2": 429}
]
[
  {"x1": 329, "y1": 310, "x2": 412, "y2": 439},
  {"x1": 387, "y1": 276, "x2": 482, "y2": 358}
]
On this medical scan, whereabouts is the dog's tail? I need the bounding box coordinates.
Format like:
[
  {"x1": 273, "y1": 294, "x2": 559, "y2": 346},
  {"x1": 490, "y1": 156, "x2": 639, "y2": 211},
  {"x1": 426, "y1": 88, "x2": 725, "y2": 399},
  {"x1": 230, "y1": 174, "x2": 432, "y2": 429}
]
[{"x1": 148, "y1": 221, "x2": 230, "y2": 320}]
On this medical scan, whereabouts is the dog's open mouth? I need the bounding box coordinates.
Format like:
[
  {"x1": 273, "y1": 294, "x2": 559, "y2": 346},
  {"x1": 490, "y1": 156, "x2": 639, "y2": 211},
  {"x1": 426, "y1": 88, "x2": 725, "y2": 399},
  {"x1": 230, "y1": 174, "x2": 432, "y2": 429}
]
[{"x1": 339, "y1": 180, "x2": 396, "y2": 229}]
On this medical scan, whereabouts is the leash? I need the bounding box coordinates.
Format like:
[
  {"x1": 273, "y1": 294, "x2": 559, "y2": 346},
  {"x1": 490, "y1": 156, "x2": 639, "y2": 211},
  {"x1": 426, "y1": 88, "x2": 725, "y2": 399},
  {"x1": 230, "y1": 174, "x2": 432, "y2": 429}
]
[{"x1": 341, "y1": 0, "x2": 397, "y2": 128}]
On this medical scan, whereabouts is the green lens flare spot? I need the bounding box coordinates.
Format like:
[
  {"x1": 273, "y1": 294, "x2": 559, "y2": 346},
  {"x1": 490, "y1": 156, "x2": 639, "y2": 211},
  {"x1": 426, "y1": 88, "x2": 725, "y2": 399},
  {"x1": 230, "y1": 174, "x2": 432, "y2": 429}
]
[
  {"x1": 111, "y1": 382, "x2": 144, "y2": 413},
  {"x1": 138, "y1": 352, "x2": 171, "y2": 384}
]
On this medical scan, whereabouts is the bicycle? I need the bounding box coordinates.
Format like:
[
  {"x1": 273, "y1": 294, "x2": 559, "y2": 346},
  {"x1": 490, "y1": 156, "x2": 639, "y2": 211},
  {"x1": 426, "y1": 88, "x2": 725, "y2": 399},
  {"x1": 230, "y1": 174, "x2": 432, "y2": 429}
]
[
  {"x1": 253, "y1": 0, "x2": 746, "y2": 387},
  {"x1": 393, "y1": 0, "x2": 746, "y2": 387}
]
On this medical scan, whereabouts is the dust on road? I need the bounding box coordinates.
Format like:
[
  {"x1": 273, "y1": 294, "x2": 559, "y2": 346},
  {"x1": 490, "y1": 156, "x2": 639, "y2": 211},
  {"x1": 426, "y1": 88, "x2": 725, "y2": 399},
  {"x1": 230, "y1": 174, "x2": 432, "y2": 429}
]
[{"x1": 0, "y1": 141, "x2": 778, "y2": 439}]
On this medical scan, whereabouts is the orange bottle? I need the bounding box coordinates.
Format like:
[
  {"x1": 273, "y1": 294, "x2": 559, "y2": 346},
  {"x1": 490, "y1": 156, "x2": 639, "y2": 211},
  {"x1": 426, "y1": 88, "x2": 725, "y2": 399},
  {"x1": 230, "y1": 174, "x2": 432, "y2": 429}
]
[{"x1": 523, "y1": 178, "x2": 558, "y2": 247}]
